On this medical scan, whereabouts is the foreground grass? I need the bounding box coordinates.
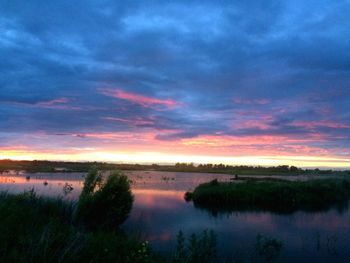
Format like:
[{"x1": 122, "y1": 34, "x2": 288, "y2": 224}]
[
  {"x1": 0, "y1": 167, "x2": 164, "y2": 263},
  {"x1": 0, "y1": 191, "x2": 162, "y2": 263},
  {"x1": 185, "y1": 178, "x2": 350, "y2": 213},
  {"x1": 0, "y1": 192, "x2": 222, "y2": 263},
  {"x1": 0, "y1": 168, "x2": 220, "y2": 263}
]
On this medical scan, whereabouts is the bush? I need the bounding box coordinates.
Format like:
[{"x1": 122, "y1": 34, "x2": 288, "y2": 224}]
[{"x1": 75, "y1": 168, "x2": 134, "y2": 230}]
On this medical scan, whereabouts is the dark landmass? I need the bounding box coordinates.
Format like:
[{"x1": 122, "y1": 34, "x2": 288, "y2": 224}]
[
  {"x1": 1, "y1": 159, "x2": 349, "y2": 176},
  {"x1": 185, "y1": 178, "x2": 350, "y2": 214}
]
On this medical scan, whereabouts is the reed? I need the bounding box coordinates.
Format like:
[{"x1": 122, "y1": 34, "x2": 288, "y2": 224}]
[{"x1": 185, "y1": 178, "x2": 350, "y2": 213}]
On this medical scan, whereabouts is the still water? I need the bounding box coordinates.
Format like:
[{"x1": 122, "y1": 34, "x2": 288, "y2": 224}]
[{"x1": 0, "y1": 170, "x2": 349, "y2": 262}]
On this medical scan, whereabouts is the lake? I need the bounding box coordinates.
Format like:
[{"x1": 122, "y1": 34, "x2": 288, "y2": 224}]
[{"x1": 0, "y1": 170, "x2": 349, "y2": 262}]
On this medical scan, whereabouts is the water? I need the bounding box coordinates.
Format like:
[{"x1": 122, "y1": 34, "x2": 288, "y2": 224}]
[{"x1": 0, "y1": 170, "x2": 349, "y2": 262}]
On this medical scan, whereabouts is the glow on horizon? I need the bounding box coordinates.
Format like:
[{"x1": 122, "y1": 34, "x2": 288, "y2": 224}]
[
  {"x1": 1, "y1": 1, "x2": 350, "y2": 173},
  {"x1": 1, "y1": 149, "x2": 350, "y2": 169}
]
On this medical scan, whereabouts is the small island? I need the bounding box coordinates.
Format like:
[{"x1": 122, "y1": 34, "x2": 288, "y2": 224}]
[{"x1": 185, "y1": 178, "x2": 350, "y2": 213}]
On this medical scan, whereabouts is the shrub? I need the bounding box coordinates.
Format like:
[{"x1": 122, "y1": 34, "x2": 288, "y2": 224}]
[{"x1": 75, "y1": 168, "x2": 134, "y2": 230}]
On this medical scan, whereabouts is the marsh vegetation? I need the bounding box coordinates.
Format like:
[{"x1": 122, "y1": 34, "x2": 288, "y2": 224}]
[
  {"x1": 0, "y1": 167, "x2": 349, "y2": 262},
  {"x1": 0, "y1": 168, "x2": 162, "y2": 263},
  {"x1": 185, "y1": 178, "x2": 350, "y2": 213}
]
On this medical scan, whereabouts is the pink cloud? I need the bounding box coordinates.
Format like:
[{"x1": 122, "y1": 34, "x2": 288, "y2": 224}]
[
  {"x1": 36, "y1": 97, "x2": 70, "y2": 107},
  {"x1": 100, "y1": 88, "x2": 179, "y2": 108},
  {"x1": 232, "y1": 119, "x2": 272, "y2": 130},
  {"x1": 179, "y1": 134, "x2": 339, "y2": 157},
  {"x1": 35, "y1": 97, "x2": 82, "y2": 110}
]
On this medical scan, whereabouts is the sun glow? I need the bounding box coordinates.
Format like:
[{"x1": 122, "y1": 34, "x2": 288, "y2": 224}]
[{"x1": 1, "y1": 148, "x2": 349, "y2": 169}]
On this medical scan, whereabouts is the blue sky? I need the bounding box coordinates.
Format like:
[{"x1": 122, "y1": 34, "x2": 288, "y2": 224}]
[{"x1": 0, "y1": 0, "x2": 350, "y2": 167}]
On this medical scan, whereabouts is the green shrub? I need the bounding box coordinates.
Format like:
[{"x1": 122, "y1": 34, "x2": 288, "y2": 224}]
[{"x1": 75, "y1": 168, "x2": 134, "y2": 230}]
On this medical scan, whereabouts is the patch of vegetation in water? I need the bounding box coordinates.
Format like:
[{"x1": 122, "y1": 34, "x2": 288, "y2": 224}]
[{"x1": 185, "y1": 178, "x2": 350, "y2": 214}]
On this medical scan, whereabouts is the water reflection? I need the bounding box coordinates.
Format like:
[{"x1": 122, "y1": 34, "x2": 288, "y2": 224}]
[
  {"x1": 191, "y1": 199, "x2": 350, "y2": 217},
  {"x1": 0, "y1": 173, "x2": 83, "y2": 199},
  {"x1": 0, "y1": 170, "x2": 349, "y2": 262}
]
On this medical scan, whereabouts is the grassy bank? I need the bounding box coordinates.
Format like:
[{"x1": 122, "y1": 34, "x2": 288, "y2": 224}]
[{"x1": 185, "y1": 178, "x2": 350, "y2": 213}]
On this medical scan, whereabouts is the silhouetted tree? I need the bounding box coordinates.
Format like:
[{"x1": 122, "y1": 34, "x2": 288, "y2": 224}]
[{"x1": 75, "y1": 168, "x2": 133, "y2": 230}]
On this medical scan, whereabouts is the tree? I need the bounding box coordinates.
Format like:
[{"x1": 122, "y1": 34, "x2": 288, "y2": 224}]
[{"x1": 75, "y1": 167, "x2": 134, "y2": 230}]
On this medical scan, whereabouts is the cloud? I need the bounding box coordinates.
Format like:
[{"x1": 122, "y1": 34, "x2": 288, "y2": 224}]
[
  {"x1": 99, "y1": 88, "x2": 179, "y2": 108},
  {"x1": 0, "y1": 97, "x2": 81, "y2": 110},
  {"x1": 233, "y1": 98, "x2": 270, "y2": 105},
  {"x1": 102, "y1": 116, "x2": 155, "y2": 127},
  {"x1": 0, "y1": 0, "x2": 349, "y2": 164}
]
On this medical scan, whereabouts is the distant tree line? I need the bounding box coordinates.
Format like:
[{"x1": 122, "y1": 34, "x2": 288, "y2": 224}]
[{"x1": 0, "y1": 159, "x2": 349, "y2": 176}]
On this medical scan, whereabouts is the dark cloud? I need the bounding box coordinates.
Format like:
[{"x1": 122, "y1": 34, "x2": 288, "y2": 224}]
[{"x1": 0, "y1": 0, "x2": 349, "y2": 157}]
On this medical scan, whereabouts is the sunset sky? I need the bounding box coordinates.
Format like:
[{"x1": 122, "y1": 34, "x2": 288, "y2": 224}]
[{"x1": 1, "y1": 1, "x2": 350, "y2": 168}]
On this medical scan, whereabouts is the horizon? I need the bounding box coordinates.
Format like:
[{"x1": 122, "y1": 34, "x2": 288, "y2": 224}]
[
  {"x1": 1, "y1": 158, "x2": 349, "y2": 171},
  {"x1": 1, "y1": 1, "x2": 350, "y2": 168}
]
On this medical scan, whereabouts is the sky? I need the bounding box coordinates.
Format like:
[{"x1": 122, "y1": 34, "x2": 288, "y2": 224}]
[{"x1": 0, "y1": 0, "x2": 350, "y2": 168}]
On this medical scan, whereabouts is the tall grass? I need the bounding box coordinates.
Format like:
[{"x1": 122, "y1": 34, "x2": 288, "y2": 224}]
[
  {"x1": 0, "y1": 169, "x2": 161, "y2": 263},
  {"x1": 173, "y1": 230, "x2": 217, "y2": 263}
]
